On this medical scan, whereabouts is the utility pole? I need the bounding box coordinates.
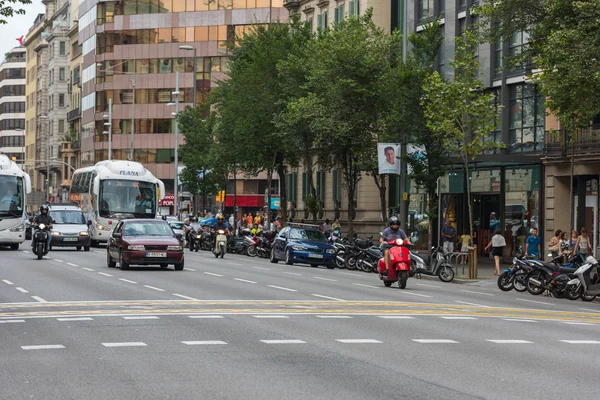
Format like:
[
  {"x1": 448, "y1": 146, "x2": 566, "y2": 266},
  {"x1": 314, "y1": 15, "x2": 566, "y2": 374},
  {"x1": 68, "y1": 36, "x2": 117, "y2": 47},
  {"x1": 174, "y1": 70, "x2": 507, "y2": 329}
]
[
  {"x1": 173, "y1": 72, "x2": 180, "y2": 221},
  {"x1": 399, "y1": 0, "x2": 409, "y2": 226}
]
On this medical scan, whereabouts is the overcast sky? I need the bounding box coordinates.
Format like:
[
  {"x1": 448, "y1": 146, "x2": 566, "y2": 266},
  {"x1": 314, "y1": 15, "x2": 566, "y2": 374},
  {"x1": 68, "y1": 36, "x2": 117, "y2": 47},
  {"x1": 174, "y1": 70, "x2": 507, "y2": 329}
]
[{"x1": 0, "y1": 2, "x2": 46, "y2": 60}]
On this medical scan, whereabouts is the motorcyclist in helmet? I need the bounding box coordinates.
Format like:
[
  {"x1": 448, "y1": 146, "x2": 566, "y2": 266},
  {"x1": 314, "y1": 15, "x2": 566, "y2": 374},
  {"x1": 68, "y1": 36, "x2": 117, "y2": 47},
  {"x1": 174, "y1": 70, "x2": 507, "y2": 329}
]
[
  {"x1": 212, "y1": 215, "x2": 230, "y2": 235},
  {"x1": 380, "y1": 216, "x2": 407, "y2": 272},
  {"x1": 32, "y1": 204, "x2": 54, "y2": 250}
]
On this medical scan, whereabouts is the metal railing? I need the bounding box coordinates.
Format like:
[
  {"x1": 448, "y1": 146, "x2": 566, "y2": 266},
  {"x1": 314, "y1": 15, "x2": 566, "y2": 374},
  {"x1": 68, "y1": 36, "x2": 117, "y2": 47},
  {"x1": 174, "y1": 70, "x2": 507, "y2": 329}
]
[{"x1": 544, "y1": 127, "x2": 600, "y2": 157}]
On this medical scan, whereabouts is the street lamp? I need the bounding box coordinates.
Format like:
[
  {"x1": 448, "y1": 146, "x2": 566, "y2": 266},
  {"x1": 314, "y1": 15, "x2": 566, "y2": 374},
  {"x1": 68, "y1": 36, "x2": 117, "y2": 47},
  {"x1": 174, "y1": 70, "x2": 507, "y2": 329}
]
[
  {"x1": 179, "y1": 45, "x2": 196, "y2": 108},
  {"x1": 97, "y1": 59, "x2": 136, "y2": 160},
  {"x1": 167, "y1": 72, "x2": 180, "y2": 220}
]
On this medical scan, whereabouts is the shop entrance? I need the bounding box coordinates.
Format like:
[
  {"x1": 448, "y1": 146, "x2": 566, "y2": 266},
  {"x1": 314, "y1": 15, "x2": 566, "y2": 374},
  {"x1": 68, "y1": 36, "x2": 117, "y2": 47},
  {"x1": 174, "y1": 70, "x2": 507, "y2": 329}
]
[{"x1": 472, "y1": 194, "x2": 501, "y2": 256}]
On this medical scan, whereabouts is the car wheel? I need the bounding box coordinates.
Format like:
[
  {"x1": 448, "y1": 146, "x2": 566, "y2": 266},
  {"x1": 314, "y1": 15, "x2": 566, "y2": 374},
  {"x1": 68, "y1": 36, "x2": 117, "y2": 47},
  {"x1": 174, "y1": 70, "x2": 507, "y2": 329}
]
[
  {"x1": 285, "y1": 248, "x2": 293, "y2": 265},
  {"x1": 107, "y1": 249, "x2": 116, "y2": 268},
  {"x1": 310, "y1": 264, "x2": 318, "y2": 268},
  {"x1": 84, "y1": 246, "x2": 90, "y2": 252},
  {"x1": 76, "y1": 246, "x2": 82, "y2": 251},
  {"x1": 175, "y1": 259, "x2": 184, "y2": 271},
  {"x1": 119, "y1": 251, "x2": 129, "y2": 270},
  {"x1": 326, "y1": 263, "x2": 335, "y2": 270},
  {"x1": 270, "y1": 248, "x2": 279, "y2": 263},
  {"x1": 9, "y1": 243, "x2": 19, "y2": 250}
]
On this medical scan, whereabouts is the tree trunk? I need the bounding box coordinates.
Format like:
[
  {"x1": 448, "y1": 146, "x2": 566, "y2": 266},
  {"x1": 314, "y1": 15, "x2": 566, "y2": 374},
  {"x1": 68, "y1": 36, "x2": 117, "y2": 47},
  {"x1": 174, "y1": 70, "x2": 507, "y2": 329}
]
[
  {"x1": 569, "y1": 130, "x2": 575, "y2": 229},
  {"x1": 427, "y1": 187, "x2": 437, "y2": 252},
  {"x1": 233, "y1": 165, "x2": 237, "y2": 223},
  {"x1": 464, "y1": 157, "x2": 475, "y2": 278},
  {"x1": 266, "y1": 168, "x2": 273, "y2": 230},
  {"x1": 277, "y1": 164, "x2": 287, "y2": 225},
  {"x1": 372, "y1": 173, "x2": 387, "y2": 223},
  {"x1": 344, "y1": 155, "x2": 358, "y2": 236}
]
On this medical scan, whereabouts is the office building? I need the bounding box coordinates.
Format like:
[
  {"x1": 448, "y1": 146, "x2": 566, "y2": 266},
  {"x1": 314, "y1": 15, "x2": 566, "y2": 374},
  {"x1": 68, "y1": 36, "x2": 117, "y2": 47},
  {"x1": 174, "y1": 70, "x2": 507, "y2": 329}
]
[{"x1": 0, "y1": 47, "x2": 26, "y2": 163}]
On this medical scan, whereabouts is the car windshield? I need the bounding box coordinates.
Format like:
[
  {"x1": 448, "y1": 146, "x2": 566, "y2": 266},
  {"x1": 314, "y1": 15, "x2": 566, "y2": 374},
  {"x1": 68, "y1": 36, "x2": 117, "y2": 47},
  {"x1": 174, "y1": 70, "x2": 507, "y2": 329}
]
[
  {"x1": 0, "y1": 176, "x2": 24, "y2": 218},
  {"x1": 170, "y1": 222, "x2": 185, "y2": 230},
  {"x1": 51, "y1": 210, "x2": 86, "y2": 224},
  {"x1": 289, "y1": 228, "x2": 326, "y2": 242},
  {"x1": 123, "y1": 222, "x2": 173, "y2": 237},
  {"x1": 99, "y1": 179, "x2": 157, "y2": 218}
]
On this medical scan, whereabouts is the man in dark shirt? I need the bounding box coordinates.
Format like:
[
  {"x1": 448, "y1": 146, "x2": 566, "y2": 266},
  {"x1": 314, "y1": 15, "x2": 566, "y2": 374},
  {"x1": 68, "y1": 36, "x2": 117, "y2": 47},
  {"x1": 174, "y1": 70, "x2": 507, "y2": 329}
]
[
  {"x1": 32, "y1": 204, "x2": 53, "y2": 250},
  {"x1": 380, "y1": 216, "x2": 407, "y2": 271}
]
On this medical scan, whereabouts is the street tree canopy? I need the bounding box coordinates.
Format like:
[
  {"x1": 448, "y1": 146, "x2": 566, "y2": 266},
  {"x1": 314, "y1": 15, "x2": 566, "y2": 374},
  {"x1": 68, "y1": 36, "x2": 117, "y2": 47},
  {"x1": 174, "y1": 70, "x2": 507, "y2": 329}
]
[{"x1": 0, "y1": 0, "x2": 31, "y2": 25}]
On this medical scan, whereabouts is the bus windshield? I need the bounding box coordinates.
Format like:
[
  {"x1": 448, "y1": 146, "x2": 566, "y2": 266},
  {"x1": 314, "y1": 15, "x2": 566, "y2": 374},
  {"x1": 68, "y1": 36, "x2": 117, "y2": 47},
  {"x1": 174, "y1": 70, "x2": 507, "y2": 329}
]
[
  {"x1": 0, "y1": 176, "x2": 24, "y2": 218},
  {"x1": 99, "y1": 179, "x2": 156, "y2": 218}
]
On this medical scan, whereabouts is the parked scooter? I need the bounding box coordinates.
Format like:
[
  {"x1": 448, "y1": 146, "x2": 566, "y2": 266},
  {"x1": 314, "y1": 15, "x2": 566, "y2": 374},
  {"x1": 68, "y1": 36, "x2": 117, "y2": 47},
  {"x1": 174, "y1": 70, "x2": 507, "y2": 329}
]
[
  {"x1": 564, "y1": 256, "x2": 600, "y2": 301},
  {"x1": 214, "y1": 229, "x2": 227, "y2": 258},
  {"x1": 32, "y1": 223, "x2": 51, "y2": 260},
  {"x1": 410, "y1": 246, "x2": 455, "y2": 282},
  {"x1": 377, "y1": 238, "x2": 412, "y2": 288}
]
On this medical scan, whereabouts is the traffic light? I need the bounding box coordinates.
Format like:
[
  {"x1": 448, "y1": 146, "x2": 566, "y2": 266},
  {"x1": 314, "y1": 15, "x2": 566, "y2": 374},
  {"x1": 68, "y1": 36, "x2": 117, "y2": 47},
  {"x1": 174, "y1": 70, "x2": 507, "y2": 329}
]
[{"x1": 216, "y1": 190, "x2": 225, "y2": 202}]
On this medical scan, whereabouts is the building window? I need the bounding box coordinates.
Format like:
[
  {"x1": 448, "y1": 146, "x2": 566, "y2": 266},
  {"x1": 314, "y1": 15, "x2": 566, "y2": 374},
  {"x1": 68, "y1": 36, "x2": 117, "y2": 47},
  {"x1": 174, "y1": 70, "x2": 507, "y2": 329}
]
[
  {"x1": 437, "y1": 34, "x2": 445, "y2": 75},
  {"x1": 509, "y1": 30, "x2": 529, "y2": 71},
  {"x1": 59, "y1": 67, "x2": 66, "y2": 81},
  {"x1": 59, "y1": 94, "x2": 65, "y2": 107},
  {"x1": 418, "y1": 0, "x2": 433, "y2": 22},
  {"x1": 306, "y1": 16, "x2": 313, "y2": 31},
  {"x1": 494, "y1": 36, "x2": 502, "y2": 75},
  {"x1": 483, "y1": 89, "x2": 502, "y2": 154},
  {"x1": 332, "y1": 169, "x2": 342, "y2": 205},
  {"x1": 285, "y1": 173, "x2": 298, "y2": 205},
  {"x1": 458, "y1": 0, "x2": 467, "y2": 11},
  {"x1": 58, "y1": 119, "x2": 65, "y2": 134},
  {"x1": 59, "y1": 41, "x2": 66, "y2": 56},
  {"x1": 509, "y1": 84, "x2": 545, "y2": 153},
  {"x1": 348, "y1": 0, "x2": 359, "y2": 16},
  {"x1": 73, "y1": 67, "x2": 80, "y2": 84},
  {"x1": 334, "y1": 5, "x2": 345, "y2": 24},
  {"x1": 317, "y1": 11, "x2": 328, "y2": 29}
]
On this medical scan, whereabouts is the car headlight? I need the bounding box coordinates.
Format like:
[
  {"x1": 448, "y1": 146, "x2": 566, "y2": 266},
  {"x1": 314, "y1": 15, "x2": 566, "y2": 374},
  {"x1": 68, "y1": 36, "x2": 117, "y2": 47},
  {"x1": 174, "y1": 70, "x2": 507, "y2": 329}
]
[
  {"x1": 291, "y1": 245, "x2": 307, "y2": 251},
  {"x1": 51, "y1": 231, "x2": 61, "y2": 236},
  {"x1": 167, "y1": 245, "x2": 182, "y2": 251},
  {"x1": 79, "y1": 231, "x2": 89, "y2": 236},
  {"x1": 326, "y1": 249, "x2": 336, "y2": 254},
  {"x1": 9, "y1": 224, "x2": 24, "y2": 232},
  {"x1": 96, "y1": 223, "x2": 110, "y2": 231},
  {"x1": 128, "y1": 245, "x2": 145, "y2": 251}
]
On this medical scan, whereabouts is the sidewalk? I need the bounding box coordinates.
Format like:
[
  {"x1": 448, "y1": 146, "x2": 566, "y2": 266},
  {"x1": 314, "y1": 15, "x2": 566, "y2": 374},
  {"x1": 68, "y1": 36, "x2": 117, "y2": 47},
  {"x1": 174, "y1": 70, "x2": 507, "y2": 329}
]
[{"x1": 450, "y1": 255, "x2": 501, "y2": 280}]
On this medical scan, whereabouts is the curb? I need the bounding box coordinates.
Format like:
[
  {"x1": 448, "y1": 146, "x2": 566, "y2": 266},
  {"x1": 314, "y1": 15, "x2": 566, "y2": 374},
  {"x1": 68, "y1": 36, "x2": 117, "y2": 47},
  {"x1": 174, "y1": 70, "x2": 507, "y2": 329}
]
[{"x1": 416, "y1": 273, "x2": 493, "y2": 285}]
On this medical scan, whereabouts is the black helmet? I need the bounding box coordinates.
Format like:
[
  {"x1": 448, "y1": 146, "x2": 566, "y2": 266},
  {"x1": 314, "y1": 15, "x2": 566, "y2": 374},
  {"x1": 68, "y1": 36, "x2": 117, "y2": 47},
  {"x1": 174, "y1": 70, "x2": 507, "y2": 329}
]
[
  {"x1": 40, "y1": 204, "x2": 49, "y2": 214},
  {"x1": 389, "y1": 216, "x2": 400, "y2": 231}
]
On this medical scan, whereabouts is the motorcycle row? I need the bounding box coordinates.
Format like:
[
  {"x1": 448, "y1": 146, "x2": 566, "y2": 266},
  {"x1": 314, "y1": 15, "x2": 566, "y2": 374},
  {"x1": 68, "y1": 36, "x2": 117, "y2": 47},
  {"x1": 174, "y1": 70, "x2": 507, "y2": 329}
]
[
  {"x1": 498, "y1": 251, "x2": 600, "y2": 302},
  {"x1": 186, "y1": 228, "x2": 277, "y2": 259}
]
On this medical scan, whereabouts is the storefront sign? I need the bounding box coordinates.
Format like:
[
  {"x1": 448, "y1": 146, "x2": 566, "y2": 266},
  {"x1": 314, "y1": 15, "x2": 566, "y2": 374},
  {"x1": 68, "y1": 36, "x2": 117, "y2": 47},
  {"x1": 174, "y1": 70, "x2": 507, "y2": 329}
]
[{"x1": 159, "y1": 194, "x2": 174, "y2": 207}]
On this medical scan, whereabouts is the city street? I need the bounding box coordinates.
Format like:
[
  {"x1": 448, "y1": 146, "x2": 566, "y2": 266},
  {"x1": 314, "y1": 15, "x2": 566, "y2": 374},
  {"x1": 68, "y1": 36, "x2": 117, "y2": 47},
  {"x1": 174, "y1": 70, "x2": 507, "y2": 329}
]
[{"x1": 1, "y1": 244, "x2": 599, "y2": 400}]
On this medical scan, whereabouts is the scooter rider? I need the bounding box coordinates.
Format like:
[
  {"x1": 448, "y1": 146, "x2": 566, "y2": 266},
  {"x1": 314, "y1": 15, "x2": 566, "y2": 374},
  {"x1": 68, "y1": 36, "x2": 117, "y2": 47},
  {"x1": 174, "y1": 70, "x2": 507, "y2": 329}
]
[
  {"x1": 380, "y1": 216, "x2": 407, "y2": 272},
  {"x1": 212, "y1": 215, "x2": 230, "y2": 235},
  {"x1": 32, "y1": 204, "x2": 54, "y2": 250}
]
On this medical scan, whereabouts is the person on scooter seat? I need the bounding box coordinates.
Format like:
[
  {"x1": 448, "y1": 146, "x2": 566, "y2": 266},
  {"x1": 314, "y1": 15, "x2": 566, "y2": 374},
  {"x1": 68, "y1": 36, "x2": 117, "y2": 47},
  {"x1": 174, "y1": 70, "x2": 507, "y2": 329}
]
[
  {"x1": 212, "y1": 215, "x2": 230, "y2": 235},
  {"x1": 32, "y1": 204, "x2": 54, "y2": 250},
  {"x1": 380, "y1": 216, "x2": 407, "y2": 272}
]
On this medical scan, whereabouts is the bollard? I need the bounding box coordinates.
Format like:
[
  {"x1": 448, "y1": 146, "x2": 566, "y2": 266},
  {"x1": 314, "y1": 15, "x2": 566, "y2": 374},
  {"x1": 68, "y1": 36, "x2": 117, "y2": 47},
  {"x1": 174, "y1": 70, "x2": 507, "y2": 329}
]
[{"x1": 467, "y1": 246, "x2": 477, "y2": 279}]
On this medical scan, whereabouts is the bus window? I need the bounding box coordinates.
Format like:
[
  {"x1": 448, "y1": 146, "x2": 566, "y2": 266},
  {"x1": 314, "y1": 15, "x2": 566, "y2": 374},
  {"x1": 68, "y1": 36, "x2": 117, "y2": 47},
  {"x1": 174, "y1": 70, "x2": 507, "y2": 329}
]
[
  {"x1": 89, "y1": 172, "x2": 97, "y2": 194},
  {"x1": 83, "y1": 172, "x2": 91, "y2": 192}
]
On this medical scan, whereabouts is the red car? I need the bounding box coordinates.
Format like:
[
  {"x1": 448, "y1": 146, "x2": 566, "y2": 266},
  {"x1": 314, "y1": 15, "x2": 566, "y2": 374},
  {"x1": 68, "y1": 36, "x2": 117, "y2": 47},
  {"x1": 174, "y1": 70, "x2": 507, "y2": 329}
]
[{"x1": 106, "y1": 219, "x2": 184, "y2": 270}]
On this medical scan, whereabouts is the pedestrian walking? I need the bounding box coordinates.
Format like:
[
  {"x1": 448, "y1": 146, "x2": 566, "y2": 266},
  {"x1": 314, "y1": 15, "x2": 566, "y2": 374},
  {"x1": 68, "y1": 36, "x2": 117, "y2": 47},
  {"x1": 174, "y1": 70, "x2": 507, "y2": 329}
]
[
  {"x1": 575, "y1": 227, "x2": 590, "y2": 260},
  {"x1": 332, "y1": 218, "x2": 341, "y2": 233},
  {"x1": 547, "y1": 229, "x2": 562, "y2": 260},
  {"x1": 247, "y1": 213, "x2": 253, "y2": 228},
  {"x1": 559, "y1": 231, "x2": 571, "y2": 263},
  {"x1": 441, "y1": 220, "x2": 456, "y2": 254},
  {"x1": 525, "y1": 227, "x2": 541, "y2": 259},
  {"x1": 459, "y1": 229, "x2": 472, "y2": 265},
  {"x1": 321, "y1": 218, "x2": 332, "y2": 233},
  {"x1": 485, "y1": 228, "x2": 506, "y2": 276}
]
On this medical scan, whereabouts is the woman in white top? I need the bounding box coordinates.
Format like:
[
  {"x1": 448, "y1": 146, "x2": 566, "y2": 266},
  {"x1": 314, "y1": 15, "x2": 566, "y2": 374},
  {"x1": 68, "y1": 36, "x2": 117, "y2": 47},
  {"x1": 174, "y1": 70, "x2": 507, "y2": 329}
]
[
  {"x1": 485, "y1": 228, "x2": 506, "y2": 276},
  {"x1": 575, "y1": 227, "x2": 590, "y2": 259}
]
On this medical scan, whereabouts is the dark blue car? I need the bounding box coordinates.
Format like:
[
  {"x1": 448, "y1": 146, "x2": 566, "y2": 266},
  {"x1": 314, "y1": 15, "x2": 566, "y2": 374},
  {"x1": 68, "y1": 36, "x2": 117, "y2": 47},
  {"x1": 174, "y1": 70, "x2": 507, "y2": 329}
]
[{"x1": 270, "y1": 225, "x2": 336, "y2": 268}]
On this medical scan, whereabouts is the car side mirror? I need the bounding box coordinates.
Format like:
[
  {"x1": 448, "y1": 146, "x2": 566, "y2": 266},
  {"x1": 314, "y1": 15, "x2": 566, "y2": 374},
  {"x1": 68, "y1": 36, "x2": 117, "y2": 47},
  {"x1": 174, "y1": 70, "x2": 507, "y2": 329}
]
[
  {"x1": 87, "y1": 220, "x2": 92, "y2": 226},
  {"x1": 112, "y1": 232, "x2": 122, "y2": 238}
]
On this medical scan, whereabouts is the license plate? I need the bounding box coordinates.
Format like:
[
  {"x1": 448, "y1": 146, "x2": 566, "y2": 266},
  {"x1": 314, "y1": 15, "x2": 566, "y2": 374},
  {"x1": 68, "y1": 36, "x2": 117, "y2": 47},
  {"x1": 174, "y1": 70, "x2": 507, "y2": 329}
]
[
  {"x1": 308, "y1": 253, "x2": 323, "y2": 259},
  {"x1": 146, "y1": 252, "x2": 167, "y2": 258},
  {"x1": 63, "y1": 238, "x2": 78, "y2": 242}
]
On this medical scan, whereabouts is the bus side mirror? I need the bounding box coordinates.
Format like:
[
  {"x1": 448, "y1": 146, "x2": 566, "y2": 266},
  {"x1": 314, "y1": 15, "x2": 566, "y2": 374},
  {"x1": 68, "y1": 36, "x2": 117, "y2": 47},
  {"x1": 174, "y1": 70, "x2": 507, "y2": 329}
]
[{"x1": 92, "y1": 177, "x2": 100, "y2": 195}]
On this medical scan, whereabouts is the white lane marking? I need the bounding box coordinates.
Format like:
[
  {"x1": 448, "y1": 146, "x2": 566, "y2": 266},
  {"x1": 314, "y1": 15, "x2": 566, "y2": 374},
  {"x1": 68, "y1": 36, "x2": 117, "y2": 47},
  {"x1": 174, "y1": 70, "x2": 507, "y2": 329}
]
[
  {"x1": 123, "y1": 316, "x2": 159, "y2": 320},
  {"x1": 21, "y1": 345, "x2": 65, "y2": 350},
  {"x1": 313, "y1": 277, "x2": 337, "y2": 282},
  {"x1": 2, "y1": 279, "x2": 14, "y2": 285},
  {"x1": 234, "y1": 278, "x2": 257, "y2": 284},
  {"x1": 339, "y1": 272, "x2": 359, "y2": 276},
  {"x1": 487, "y1": 340, "x2": 533, "y2": 344},
  {"x1": 188, "y1": 315, "x2": 224, "y2": 319},
  {"x1": 311, "y1": 294, "x2": 346, "y2": 301},
  {"x1": 284, "y1": 272, "x2": 302, "y2": 276},
  {"x1": 102, "y1": 342, "x2": 147, "y2": 347},
  {"x1": 185, "y1": 268, "x2": 197, "y2": 272},
  {"x1": 57, "y1": 317, "x2": 93, "y2": 322},
  {"x1": 143, "y1": 285, "x2": 165, "y2": 292},
  {"x1": 352, "y1": 283, "x2": 379, "y2": 289},
  {"x1": 53, "y1": 259, "x2": 64, "y2": 263},
  {"x1": 98, "y1": 272, "x2": 113, "y2": 277},
  {"x1": 182, "y1": 341, "x2": 228, "y2": 345},
  {"x1": 396, "y1": 291, "x2": 432, "y2": 298},
  {"x1": 21, "y1": 250, "x2": 29, "y2": 254},
  {"x1": 229, "y1": 263, "x2": 243, "y2": 266},
  {"x1": 0, "y1": 320, "x2": 25, "y2": 323},
  {"x1": 267, "y1": 285, "x2": 297, "y2": 292},
  {"x1": 503, "y1": 319, "x2": 536, "y2": 323},
  {"x1": 416, "y1": 283, "x2": 442, "y2": 289},
  {"x1": 31, "y1": 296, "x2": 47, "y2": 303},
  {"x1": 579, "y1": 308, "x2": 600, "y2": 313},
  {"x1": 82, "y1": 267, "x2": 94, "y2": 271},
  {"x1": 336, "y1": 339, "x2": 382, "y2": 344},
  {"x1": 204, "y1": 272, "x2": 223, "y2": 277},
  {"x1": 455, "y1": 301, "x2": 491, "y2": 308},
  {"x1": 560, "y1": 340, "x2": 600, "y2": 344},
  {"x1": 460, "y1": 289, "x2": 494, "y2": 296},
  {"x1": 261, "y1": 340, "x2": 306, "y2": 344},
  {"x1": 94, "y1": 251, "x2": 104, "y2": 254},
  {"x1": 15, "y1": 287, "x2": 29, "y2": 293},
  {"x1": 515, "y1": 297, "x2": 555, "y2": 306},
  {"x1": 252, "y1": 315, "x2": 289, "y2": 319},
  {"x1": 119, "y1": 278, "x2": 137, "y2": 284},
  {"x1": 378, "y1": 316, "x2": 414, "y2": 319},
  {"x1": 316, "y1": 315, "x2": 352, "y2": 319},
  {"x1": 562, "y1": 322, "x2": 595, "y2": 326},
  {"x1": 172, "y1": 293, "x2": 199, "y2": 301},
  {"x1": 441, "y1": 317, "x2": 478, "y2": 320},
  {"x1": 66, "y1": 263, "x2": 79, "y2": 267},
  {"x1": 253, "y1": 267, "x2": 270, "y2": 271},
  {"x1": 412, "y1": 339, "x2": 458, "y2": 344}
]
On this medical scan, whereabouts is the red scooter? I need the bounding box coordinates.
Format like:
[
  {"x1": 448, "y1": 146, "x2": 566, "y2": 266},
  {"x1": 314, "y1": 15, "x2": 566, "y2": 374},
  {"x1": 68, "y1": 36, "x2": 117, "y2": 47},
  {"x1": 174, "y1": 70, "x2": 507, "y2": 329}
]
[{"x1": 377, "y1": 238, "x2": 411, "y2": 289}]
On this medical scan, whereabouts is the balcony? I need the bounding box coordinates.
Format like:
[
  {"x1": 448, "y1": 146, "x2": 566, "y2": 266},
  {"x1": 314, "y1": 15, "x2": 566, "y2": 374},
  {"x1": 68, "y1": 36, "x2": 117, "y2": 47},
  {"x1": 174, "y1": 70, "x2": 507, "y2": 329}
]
[
  {"x1": 544, "y1": 127, "x2": 600, "y2": 158},
  {"x1": 67, "y1": 107, "x2": 80, "y2": 122}
]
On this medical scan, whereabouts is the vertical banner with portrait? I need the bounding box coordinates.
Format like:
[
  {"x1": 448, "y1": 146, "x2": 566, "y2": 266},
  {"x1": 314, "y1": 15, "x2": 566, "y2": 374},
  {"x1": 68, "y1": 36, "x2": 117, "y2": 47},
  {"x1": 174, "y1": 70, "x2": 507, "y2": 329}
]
[{"x1": 377, "y1": 143, "x2": 401, "y2": 175}]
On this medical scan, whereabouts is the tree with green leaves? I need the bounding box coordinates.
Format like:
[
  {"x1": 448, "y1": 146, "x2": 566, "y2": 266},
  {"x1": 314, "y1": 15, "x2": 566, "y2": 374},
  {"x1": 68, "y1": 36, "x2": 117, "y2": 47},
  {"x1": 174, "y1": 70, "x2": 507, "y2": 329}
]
[
  {"x1": 0, "y1": 0, "x2": 30, "y2": 25},
  {"x1": 422, "y1": 31, "x2": 503, "y2": 252}
]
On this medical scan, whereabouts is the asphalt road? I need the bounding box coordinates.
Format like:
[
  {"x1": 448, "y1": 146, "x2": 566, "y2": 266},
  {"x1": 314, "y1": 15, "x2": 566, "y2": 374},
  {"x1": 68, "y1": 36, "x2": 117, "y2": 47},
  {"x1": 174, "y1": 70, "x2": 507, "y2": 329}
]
[{"x1": 1, "y1": 243, "x2": 599, "y2": 400}]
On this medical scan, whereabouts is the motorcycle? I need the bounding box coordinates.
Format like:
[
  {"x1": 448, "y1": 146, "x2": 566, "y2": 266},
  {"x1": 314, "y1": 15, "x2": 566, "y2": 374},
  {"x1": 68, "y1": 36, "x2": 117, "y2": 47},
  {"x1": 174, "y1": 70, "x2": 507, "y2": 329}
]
[
  {"x1": 188, "y1": 229, "x2": 201, "y2": 252},
  {"x1": 357, "y1": 246, "x2": 383, "y2": 273},
  {"x1": 497, "y1": 257, "x2": 534, "y2": 292},
  {"x1": 564, "y1": 256, "x2": 600, "y2": 302},
  {"x1": 214, "y1": 229, "x2": 227, "y2": 258},
  {"x1": 227, "y1": 235, "x2": 247, "y2": 254},
  {"x1": 32, "y1": 223, "x2": 51, "y2": 260},
  {"x1": 377, "y1": 238, "x2": 411, "y2": 288},
  {"x1": 411, "y1": 246, "x2": 455, "y2": 283}
]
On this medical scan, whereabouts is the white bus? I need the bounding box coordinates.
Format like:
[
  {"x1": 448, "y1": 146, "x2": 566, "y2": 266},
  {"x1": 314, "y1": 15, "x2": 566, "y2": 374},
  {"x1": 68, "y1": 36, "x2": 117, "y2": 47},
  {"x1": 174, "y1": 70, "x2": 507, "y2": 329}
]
[
  {"x1": 0, "y1": 154, "x2": 32, "y2": 250},
  {"x1": 69, "y1": 160, "x2": 165, "y2": 246}
]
